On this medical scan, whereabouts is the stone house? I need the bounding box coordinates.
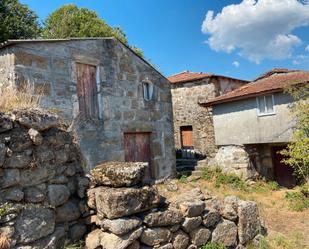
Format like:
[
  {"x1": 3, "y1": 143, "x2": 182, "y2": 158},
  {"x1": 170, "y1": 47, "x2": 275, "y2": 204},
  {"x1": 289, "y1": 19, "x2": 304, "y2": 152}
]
[
  {"x1": 168, "y1": 71, "x2": 248, "y2": 159},
  {"x1": 0, "y1": 38, "x2": 176, "y2": 179},
  {"x1": 201, "y1": 69, "x2": 309, "y2": 187}
]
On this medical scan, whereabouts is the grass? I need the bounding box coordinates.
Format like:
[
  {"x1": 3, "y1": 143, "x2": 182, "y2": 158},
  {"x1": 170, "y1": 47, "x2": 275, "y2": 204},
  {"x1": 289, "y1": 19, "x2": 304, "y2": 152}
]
[
  {"x1": 64, "y1": 240, "x2": 84, "y2": 249},
  {"x1": 0, "y1": 84, "x2": 41, "y2": 112},
  {"x1": 0, "y1": 234, "x2": 10, "y2": 249},
  {"x1": 202, "y1": 242, "x2": 226, "y2": 249},
  {"x1": 285, "y1": 185, "x2": 309, "y2": 211},
  {"x1": 178, "y1": 174, "x2": 188, "y2": 183},
  {"x1": 0, "y1": 203, "x2": 12, "y2": 217}
]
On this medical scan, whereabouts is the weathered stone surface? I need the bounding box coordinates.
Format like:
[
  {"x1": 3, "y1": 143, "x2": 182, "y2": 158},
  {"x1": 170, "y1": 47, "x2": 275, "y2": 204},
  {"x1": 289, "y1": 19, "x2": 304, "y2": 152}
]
[
  {"x1": 0, "y1": 213, "x2": 17, "y2": 224},
  {"x1": 55, "y1": 200, "x2": 81, "y2": 222},
  {"x1": 179, "y1": 201, "x2": 205, "y2": 217},
  {"x1": 95, "y1": 186, "x2": 160, "y2": 219},
  {"x1": 0, "y1": 143, "x2": 6, "y2": 166},
  {"x1": 85, "y1": 229, "x2": 102, "y2": 249},
  {"x1": 221, "y1": 203, "x2": 238, "y2": 221},
  {"x1": 189, "y1": 227, "x2": 211, "y2": 247},
  {"x1": 0, "y1": 114, "x2": 13, "y2": 133},
  {"x1": 238, "y1": 200, "x2": 261, "y2": 245},
  {"x1": 157, "y1": 243, "x2": 173, "y2": 249},
  {"x1": 140, "y1": 227, "x2": 171, "y2": 246},
  {"x1": 20, "y1": 163, "x2": 56, "y2": 187},
  {"x1": 77, "y1": 176, "x2": 90, "y2": 198},
  {"x1": 127, "y1": 240, "x2": 140, "y2": 249},
  {"x1": 182, "y1": 216, "x2": 202, "y2": 233},
  {"x1": 202, "y1": 211, "x2": 221, "y2": 228},
  {"x1": 170, "y1": 188, "x2": 205, "y2": 205},
  {"x1": 98, "y1": 217, "x2": 142, "y2": 235},
  {"x1": 47, "y1": 184, "x2": 70, "y2": 207},
  {"x1": 24, "y1": 186, "x2": 45, "y2": 203},
  {"x1": 142, "y1": 209, "x2": 183, "y2": 227},
  {"x1": 28, "y1": 128, "x2": 43, "y2": 145},
  {"x1": 100, "y1": 227, "x2": 143, "y2": 249},
  {"x1": 91, "y1": 162, "x2": 147, "y2": 187},
  {"x1": 69, "y1": 223, "x2": 87, "y2": 242},
  {"x1": 49, "y1": 175, "x2": 68, "y2": 184},
  {"x1": 212, "y1": 220, "x2": 238, "y2": 248},
  {"x1": 13, "y1": 109, "x2": 60, "y2": 131},
  {"x1": 4, "y1": 152, "x2": 32, "y2": 169},
  {"x1": 172, "y1": 230, "x2": 189, "y2": 249},
  {"x1": 87, "y1": 187, "x2": 97, "y2": 209},
  {"x1": 15, "y1": 206, "x2": 55, "y2": 244},
  {"x1": 1, "y1": 169, "x2": 20, "y2": 188},
  {"x1": 204, "y1": 197, "x2": 222, "y2": 212},
  {"x1": 3, "y1": 187, "x2": 24, "y2": 201}
]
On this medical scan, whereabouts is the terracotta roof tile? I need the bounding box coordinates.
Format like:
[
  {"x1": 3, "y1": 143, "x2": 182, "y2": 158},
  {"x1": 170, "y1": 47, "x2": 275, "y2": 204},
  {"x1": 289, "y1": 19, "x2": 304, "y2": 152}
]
[
  {"x1": 201, "y1": 69, "x2": 309, "y2": 106},
  {"x1": 168, "y1": 71, "x2": 248, "y2": 84}
]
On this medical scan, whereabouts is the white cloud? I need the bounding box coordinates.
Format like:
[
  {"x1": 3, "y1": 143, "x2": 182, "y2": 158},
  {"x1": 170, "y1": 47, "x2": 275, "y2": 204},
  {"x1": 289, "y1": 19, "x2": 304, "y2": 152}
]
[
  {"x1": 232, "y1": 61, "x2": 240, "y2": 67},
  {"x1": 306, "y1": 44, "x2": 309, "y2": 52},
  {"x1": 201, "y1": 0, "x2": 309, "y2": 63},
  {"x1": 292, "y1": 54, "x2": 308, "y2": 65}
]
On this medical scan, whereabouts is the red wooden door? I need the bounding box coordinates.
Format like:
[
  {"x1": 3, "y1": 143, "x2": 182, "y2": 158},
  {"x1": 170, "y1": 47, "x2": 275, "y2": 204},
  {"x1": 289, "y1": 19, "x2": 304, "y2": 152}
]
[
  {"x1": 124, "y1": 132, "x2": 152, "y2": 178},
  {"x1": 180, "y1": 126, "x2": 194, "y2": 148},
  {"x1": 272, "y1": 146, "x2": 296, "y2": 188},
  {"x1": 76, "y1": 63, "x2": 99, "y2": 119}
]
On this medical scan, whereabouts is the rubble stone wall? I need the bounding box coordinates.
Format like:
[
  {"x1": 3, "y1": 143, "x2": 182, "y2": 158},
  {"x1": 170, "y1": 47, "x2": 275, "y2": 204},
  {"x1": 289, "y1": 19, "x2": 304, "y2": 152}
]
[
  {"x1": 85, "y1": 162, "x2": 264, "y2": 249},
  {"x1": 0, "y1": 110, "x2": 89, "y2": 248}
]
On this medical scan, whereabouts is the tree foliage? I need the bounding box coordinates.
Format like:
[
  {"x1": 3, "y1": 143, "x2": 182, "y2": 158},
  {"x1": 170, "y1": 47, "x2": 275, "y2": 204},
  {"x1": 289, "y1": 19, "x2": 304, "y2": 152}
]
[
  {"x1": 0, "y1": 0, "x2": 41, "y2": 43},
  {"x1": 281, "y1": 84, "x2": 309, "y2": 185},
  {"x1": 42, "y1": 4, "x2": 143, "y2": 57}
]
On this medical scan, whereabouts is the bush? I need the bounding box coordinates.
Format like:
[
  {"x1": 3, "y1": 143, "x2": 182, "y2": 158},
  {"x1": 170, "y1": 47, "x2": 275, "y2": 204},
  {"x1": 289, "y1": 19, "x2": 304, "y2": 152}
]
[
  {"x1": 285, "y1": 187, "x2": 309, "y2": 211},
  {"x1": 178, "y1": 175, "x2": 188, "y2": 183},
  {"x1": 202, "y1": 242, "x2": 226, "y2": 249},
  {"x1": 215, "y1": 172, "x2": 247, "y2": 190},
  {"x1": 202, "y1": 168, "x2": 214, "y2": 180}
]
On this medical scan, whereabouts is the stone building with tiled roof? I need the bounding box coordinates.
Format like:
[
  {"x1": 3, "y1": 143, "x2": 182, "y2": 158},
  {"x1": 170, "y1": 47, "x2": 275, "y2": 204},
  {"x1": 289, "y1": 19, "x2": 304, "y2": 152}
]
[
  {"x1": 167, "y1": 71, "x2": 248, "y2": 174},
  {"x1": 200, "y1": 69, "x2": 309, "y2": 187}
]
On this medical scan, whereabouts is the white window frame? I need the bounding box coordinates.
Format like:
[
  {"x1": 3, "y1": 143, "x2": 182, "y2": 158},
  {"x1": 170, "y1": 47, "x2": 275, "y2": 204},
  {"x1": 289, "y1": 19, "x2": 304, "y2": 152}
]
[{"x1": 256, "y1": 94, "x2": 276, "y2": 117}]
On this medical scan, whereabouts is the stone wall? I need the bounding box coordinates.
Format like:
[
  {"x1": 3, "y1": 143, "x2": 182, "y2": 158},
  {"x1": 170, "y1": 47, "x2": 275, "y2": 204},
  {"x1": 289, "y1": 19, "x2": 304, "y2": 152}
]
[
  {"x1": 85, "y1": 162, "x2": 264, "y2": 249},
  {"x1": 0, "y1": 38, "x2": 175, "y2": 178},
  {"x1": 171, "y1": 78, "x2": 246, "y2": 158},
  {"x1": 0, "y1": 109, "x2": 89, "y2": 248}
]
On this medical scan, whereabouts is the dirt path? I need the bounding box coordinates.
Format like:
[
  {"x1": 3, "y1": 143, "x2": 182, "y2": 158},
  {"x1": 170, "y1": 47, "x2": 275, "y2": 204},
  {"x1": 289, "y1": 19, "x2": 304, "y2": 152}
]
[{"x1": 158, "y1": 179, "x2": 309, "y2": 248}]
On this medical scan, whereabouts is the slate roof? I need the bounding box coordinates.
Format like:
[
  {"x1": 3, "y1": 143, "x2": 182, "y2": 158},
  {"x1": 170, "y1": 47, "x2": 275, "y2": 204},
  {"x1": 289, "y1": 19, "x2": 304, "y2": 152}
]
[{"x1": 201, "y1": 69, "x2": 309, "y2": 107}]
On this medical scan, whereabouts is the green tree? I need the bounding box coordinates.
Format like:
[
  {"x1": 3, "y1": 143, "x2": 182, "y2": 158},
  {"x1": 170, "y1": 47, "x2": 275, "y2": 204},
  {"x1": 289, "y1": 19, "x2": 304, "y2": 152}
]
[
  {"x1": 281, "y1": 84, "x2": 309, "y2": 186},
  {"x1": 42, "y1": 4, "x2": 143, "y2": 56},
  {"x1": 0, "y1": 0, "x2": 41, "y2": 43}
]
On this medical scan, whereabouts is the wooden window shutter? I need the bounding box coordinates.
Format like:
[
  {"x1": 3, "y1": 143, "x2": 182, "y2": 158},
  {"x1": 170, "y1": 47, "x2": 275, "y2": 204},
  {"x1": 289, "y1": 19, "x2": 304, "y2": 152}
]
[{"x1": 76, "y1": 63, "x2": 99, "y2": 119}]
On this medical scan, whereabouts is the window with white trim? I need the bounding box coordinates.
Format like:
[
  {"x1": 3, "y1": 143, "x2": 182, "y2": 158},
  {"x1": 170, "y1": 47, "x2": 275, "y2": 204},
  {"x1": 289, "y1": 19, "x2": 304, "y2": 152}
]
[
  {"x1": 143, "y1": 81, "x2": 153, "y2": 101},
  {"x1": 256, "y1": 94, "x2": 275, "y2": 116}
]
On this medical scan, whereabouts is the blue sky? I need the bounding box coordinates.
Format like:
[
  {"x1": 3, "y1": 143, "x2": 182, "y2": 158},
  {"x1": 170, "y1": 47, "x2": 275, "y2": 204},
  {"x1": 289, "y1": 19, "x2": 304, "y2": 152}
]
[{"x1": 21, "y1": 0, "x2": 309, "y2": 80}]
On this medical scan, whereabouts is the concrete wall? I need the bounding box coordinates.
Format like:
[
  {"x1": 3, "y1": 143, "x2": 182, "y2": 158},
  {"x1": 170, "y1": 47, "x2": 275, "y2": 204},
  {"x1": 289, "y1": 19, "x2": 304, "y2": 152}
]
[
  {"x1": 171, "y1": 77, "x2": 245, "y2": 157},
  {"x1": 0, "y1": 39, "x2": 176, "y2": 178},
  {"x1": 213, "y1": 92, "x2": 295, "y2": 145},
  {"x1": 0, "y1": 47, "x2": 15, "y2": 87}
]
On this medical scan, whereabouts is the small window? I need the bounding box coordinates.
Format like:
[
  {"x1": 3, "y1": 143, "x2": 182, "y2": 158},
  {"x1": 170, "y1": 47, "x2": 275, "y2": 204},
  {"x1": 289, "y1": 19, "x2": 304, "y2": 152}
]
[
  {"x1": 143, "y1": 82, "x2": 153, "y2": 101},
  {"x1": 257, "y1": 95, "x2": 275, "y2": 116}
]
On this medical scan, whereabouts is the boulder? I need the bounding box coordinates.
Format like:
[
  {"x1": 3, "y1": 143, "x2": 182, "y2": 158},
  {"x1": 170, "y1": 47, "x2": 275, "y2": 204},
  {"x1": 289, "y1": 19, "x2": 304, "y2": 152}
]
[
  {"x1": 182, "y1": 217, "x2": 202, "y2": 233},
  {"x1": 1, "y1": 169, "x2": 20, "y2": 188},
  {"x1": 28, "y1": 128, "x2": 43, "y2": 146},
  {"x1": 0, "y1": 143, "x2": 6, "y2": 167},
  {"x1": 178, "y1": 201, "x2": 205, "y2": 217},
  {"x1": 14, "y1": 206, "x2": 55, "y2": 244},
  {"x1": 55, "y1": 200, "x2": 81, "y2": 222},
  {"x1": 212, "y1": 220, "x2": 238, "y2": 248},
  {"x1": 85, "y1": 229, "x2": 102, "y2": 249},
  {"x1": 47, "y1": 184, "x2": 70, "y2": 207},
  {"x1": 20, "y1": 163, "x2": 56, "y2": 187},
  {"x1": 142, "y1": 209, "x2": 183, "y2": 227},
  {"x1": 98, "y1": 217, "x2": 142, "y2": 235},
  {"x1": 0, "y1": 113, "x2": 13, "y2": 133},
  {"x1": 202, "y1": 211, "x2": 221, "y2": 228},
  {"x1": 4, "y1": 152, "x2": 32, "y2": 169},
  {"x1": 3, "y1": 187, "x2": 24, "y2": 201},
  {"x1": 221, "y1": 203, "x2": 238, "y2": 221},
  {"x1": 204, "y1": 197, "x2": 222, "y2": 212},
  {"x1": 238, "y1": 200, "x2": 261, "y2": 245},
  {"x1": 189, "y1": 227, "x2": 211, "y2": 247},
  {"x1": 172, "y1": 230, "x2": 189, "y2": 249},
  {"x1": 95, "y1": 186, "x2": 160, "y2": 219},
  {"x1": 24, "y1": 185, "x2": 45, "y2": 203},
  {"x1": 140, "y1": 227, "x2": 171, "y2": 246},
  {"x1": 100, "y1": 227, "x2": 143, "y2": 249},
  {"x1": 13, "y1": 109, "x2": 60, "y2": 131},
  {"x1": 91, "y1": 162, "x2": 147, "y2": 187}
]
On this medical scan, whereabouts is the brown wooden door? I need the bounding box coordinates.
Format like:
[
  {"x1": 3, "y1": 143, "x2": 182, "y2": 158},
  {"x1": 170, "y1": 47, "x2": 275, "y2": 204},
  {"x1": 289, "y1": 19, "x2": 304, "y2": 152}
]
[
  {"x1": 124, "y1": 132, "x2": 152, "y2": 178},
  {"x1": 76, "y1": 63, "x2": 99, "y2": 119},
  {"x1": 272, "y1": 146, "x2": 296, "y2": 188},
  {"x1": 180, "y1": 126, "x2": 194, "y2": 148}
]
